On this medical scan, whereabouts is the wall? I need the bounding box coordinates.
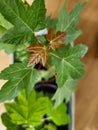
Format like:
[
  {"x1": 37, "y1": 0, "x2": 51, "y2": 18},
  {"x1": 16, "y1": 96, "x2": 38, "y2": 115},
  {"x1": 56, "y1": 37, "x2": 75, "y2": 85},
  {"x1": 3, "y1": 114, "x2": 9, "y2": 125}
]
[{"x1": 0, "y1": 51, "x2": 12, "y2": 130}]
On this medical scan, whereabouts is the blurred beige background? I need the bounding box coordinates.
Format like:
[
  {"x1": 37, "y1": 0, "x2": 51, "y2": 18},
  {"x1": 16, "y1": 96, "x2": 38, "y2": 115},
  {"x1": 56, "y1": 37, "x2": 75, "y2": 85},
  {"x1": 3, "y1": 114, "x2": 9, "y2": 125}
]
[
  {"x1": 0, "y1": 51, "x2": 12, "y2": 130},
  {"x1": 0, "y1": 0, "x2": 98, "y2": 130}
]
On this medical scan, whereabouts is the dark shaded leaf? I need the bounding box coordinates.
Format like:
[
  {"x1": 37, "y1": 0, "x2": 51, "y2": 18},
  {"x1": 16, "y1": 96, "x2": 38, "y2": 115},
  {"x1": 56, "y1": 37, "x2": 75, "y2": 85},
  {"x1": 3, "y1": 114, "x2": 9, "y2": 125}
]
[
  {"x1": 1, "y1": 113, "x2": 17, "y2": 130},
  {"x1": 46, "y1": 16, "x2": 57, "y2": 30},
  {"x1": 0, "y1": 13, "x2": 12, "y2": 28}
]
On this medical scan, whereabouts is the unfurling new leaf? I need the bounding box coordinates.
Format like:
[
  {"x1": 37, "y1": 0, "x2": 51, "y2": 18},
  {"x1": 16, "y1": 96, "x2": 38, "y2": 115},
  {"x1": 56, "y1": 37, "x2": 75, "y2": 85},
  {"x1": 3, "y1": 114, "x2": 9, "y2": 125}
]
[
  {"x1": 27, "y1": 43, "x2": 49, "y2": 66},
  {"x1": 46, "y1": 28, "x2": 66, "y2": 50}
]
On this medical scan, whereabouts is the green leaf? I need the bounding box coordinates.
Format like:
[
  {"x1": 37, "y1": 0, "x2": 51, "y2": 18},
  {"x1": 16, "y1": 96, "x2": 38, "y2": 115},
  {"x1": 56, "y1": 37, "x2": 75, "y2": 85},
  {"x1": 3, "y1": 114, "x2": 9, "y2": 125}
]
[
  {"x1": 0, "y1": 0, "x2": 46, "y2": 44},
  {"x1": 56, "y1": 1, "x2": 86, "y2": 43},
  {"x1": 0, "y1": 13, "x2": 13, "y2": 38},
  {"x1": 0, "y1": 13, "x2": 13, "y2": 30},
  {"x1": 1, "y1": 113, "x2": 17, "y2": 130},
  {"x1": 52, "y1": 78, "x2": 78, "y2": 107},
  {"x1": 0, "y1": 13, "x2": 17, "y2": 54},
  {"x1": 31, "y1": 0, "x2": 46, "y2": 31},
  {"x1": 51, "y1": 44, "x2": 88, "y2": 87},
  {"x1": 42, "y1": 123, "x2": 56, "y2": 130},
  {"x1": 15, "y1": 43, "x2": 30, "y2": 62},
  {"x1": 48, "y1": 102, "x2": 70, "y2": 125},
  {"x1": 0, "y1": 63, "x2": 46, "y2": 102},
  {"x1": 46, "y1": 16, "x2": 57, "y2": 30},
  {"x1": 0, "y1": 43, "x2": 16, "y2": 54},
  {"x1": 0, "y1": 26, "x2": 6, "y2": 37},
  {"x1": 0, "y1": 27, "x2": 36, "y2": 45},
  {"x1": 4, "y1": 90, "x2": 49, "y2": 127},
  {"x1": 65, "y1": 29, "x2": 82, "y2": 44}
]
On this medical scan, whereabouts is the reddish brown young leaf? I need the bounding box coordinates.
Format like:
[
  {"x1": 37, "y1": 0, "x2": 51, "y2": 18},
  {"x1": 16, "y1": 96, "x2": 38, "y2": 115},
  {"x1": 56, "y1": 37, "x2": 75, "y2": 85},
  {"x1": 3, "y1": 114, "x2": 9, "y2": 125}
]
[
  {"x1": 46, "y1": 28, "x2": 66, "y2": 50},
  {"x1": 27, "y1": 43, "x2": 49, "y2": 66}
]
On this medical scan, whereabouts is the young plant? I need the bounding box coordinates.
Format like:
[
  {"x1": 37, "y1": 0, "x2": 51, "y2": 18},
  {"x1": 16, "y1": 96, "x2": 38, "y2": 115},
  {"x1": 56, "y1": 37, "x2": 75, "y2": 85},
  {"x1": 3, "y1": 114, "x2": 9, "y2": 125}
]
[
  {"x1": 1, "y1": 90, "x2": 70, "y2": 130},
  {"x1": 0, "y1": 0, "x2": 88, "y2": 129}
]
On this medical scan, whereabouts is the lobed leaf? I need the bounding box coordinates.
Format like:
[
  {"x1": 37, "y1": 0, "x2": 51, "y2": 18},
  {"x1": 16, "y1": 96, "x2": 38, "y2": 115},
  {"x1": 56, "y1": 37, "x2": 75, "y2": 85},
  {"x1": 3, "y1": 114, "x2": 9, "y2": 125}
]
[
  {"x1": 48, "y1": 102, "x2": 70, "y2": 125},
  {"x1": 56, "y1": 1, "x2": 86, "y2": 43},
  {"x1": 52, "y1": 78, "x2": 78, "y2": 107},
  {"x1": 4, "y1": 90, "x2": 49, "y2": 127},
  {"x1": 27, "y1": 43, "x2": 49, "y2": 66},
  {"x1": 50, "y1": 44, "x2": 88, "y2": 87},
  {"x1": 0, "y1": 0, "x2": 46, "y2": 44},
  {"x1": 65, "y1": 29, "x2": 82, "y2": 44},
  {"x1": 46, "y1": 28, "x2": 66, "y2": 50},
  {"x1": 0, "y1": 63, "x2": 46, "y2": 102}
]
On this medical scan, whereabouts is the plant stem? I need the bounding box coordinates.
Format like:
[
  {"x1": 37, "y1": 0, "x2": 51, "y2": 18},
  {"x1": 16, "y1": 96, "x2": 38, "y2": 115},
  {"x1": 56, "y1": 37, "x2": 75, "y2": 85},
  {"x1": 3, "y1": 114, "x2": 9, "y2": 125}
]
[
  {"x1": 47, "y1": 62, "x2": 56, "y2": 76},
  {"x1": 42, "y1": 117, "x2": 52, "y2": 123}
]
